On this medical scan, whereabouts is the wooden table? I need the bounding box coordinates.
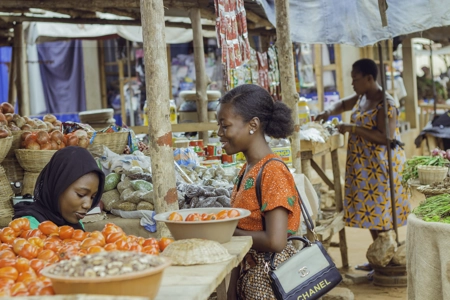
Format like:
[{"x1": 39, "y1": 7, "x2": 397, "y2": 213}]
[
  {"x1": 299, "y1": 134, "x2": 349, "y2": 268},
  {"x1": 155, "y1": 236, "x2": 252, "y2": 300}
]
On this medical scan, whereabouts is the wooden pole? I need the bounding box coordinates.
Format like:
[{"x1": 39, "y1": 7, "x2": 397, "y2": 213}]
[
  {"x1": 118, "y1": 59, "x2": 126, "y2": 126},
  {"x1": 401, "y1": 37, "x2": 419, "y2": 129},
  {"x1": 275, "y1": 0, "x2": 301, "y2": 174},
  {"x1": 14, "y1": 22, "x2": 29, "y2": 116},
  {"x1": 7, "y1": 44, "x2": 16, "y2": 105},
  {"x1": 98, "y1": 40, "x2": 108, "y2": 109},
  {"x1": 167, "y1": 45, "x2": 173, "y2": 99},
  {"x1": 140, "y1": 0, "x2": 178, "y2": 238},
  {"x1": 314, "y1": 44, "x2": 324, "y2": 112},
  {"x1": 189, "y1": 8, "x2": 209, "y2": 143}
]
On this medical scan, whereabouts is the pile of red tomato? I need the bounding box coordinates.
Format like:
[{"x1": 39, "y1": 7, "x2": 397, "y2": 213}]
[{"x1": 0, "y1": 218, "x2": 174, "y2": 297}]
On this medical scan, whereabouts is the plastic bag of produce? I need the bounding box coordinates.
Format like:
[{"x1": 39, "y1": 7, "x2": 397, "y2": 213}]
[
  {"x1": 130, "y1": 180, "x2": 153, "y2": 192},
  {"x1": 101, "y1": 189, "x2": 120, "y2": 211},
  {"x1": 173, "y1": 147, "x2": 199, "y2": 168},
  {"x1": 104, "y1": 173, "x2": 120, "y2": 192}
]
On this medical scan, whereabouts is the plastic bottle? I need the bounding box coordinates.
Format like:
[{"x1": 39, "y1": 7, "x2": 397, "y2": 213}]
[
  {"x1": 298, "y1": 99, "x2": 311, "y2": 125},
  {"x1": 170, "y1": 100, "x2": 178, "y2": 124},
  {"x1": 143, "y1": 102, "x2": 149, "y2": 126},
  {"x1": 269, "y1": 138, "x2": 292, "y2": 166}
]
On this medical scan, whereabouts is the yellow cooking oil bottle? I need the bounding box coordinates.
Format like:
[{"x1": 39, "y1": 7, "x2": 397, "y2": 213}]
[
  {"x1": 269, "y1": 138, "x2": 292, "y2": 167},
  {"x1": 298, "y1": 98, "x2": 310, "y2": 125},
  {"x1": 169, "y1": 100, "x2": 178, "y2": 124}
]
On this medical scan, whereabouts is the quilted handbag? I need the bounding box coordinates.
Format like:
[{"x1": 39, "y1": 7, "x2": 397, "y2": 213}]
[{"x1": 256, "y1": 158, "x2": 342, "y2": 300}]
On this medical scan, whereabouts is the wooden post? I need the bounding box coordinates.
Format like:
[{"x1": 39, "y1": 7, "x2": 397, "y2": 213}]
[
  {"x1": 7, "y1": 45, "x2": 16, "y2": 105},
  {"x1": 275, "y1": 0, "x2": 301, "y2": 173},
  {"x1": 314, "y1": 44, "x2": 324, "y2": 112},
  {"x1": 167, "y1": 45, "x2": 173, "y2": 99},
  {"x1": 118, "y1": 59, "x2": 126, "y2": 126},
  {"x1": 189, "y1": 8, "x2": 209, "y2": 144},
  {"x1": 14, "y1": 23, "x2": 30, "y2": 116},
  {"x1": 402, "y1": 37, "x2": 419, "y2": 129},
  {"x1": 140, "y1": 0, "x2": 179, "y2": 238},
  {"x1": 335, "y1": 45, "x2": 344, "y2": 99},
  {"x1": 97, "y1": 40, "x2": 108, "y2": 109}
]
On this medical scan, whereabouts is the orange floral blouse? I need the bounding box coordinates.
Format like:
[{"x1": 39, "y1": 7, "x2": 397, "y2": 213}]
[{"x1": 231, "y1": 154, "x2": 301, "y2": 235}]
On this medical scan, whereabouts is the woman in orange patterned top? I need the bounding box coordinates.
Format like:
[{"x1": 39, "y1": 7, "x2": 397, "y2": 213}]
[{"x1": 217, "y1": 84, "x2": 301, "y2": 299}]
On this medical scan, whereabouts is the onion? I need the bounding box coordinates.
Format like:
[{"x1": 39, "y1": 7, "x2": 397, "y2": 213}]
[
  {"x1": 44, "y1": 122, "x2": 54, "y2": 132},
  {"x1": 21, "y1": 131, "x2": 32, "y2": 141},
  {"x1": 58, "y1": 142, "x2": 66, "y2": 150},
  {"x1": 43, "y1": 114, "x2": 57, "y2": 124},
  {"x1": 4, "y1": 113, "x2": 12, "y2": 123},
  {"x1": 26, "y1": 141, "x2": 41, "y2": 150},
  {"x1": 50, "y1": 130, "x2": 64, "y2": 145},
  {"x1": 50, "y1": 140, "x2": 58, "y2": 150},
  {"x1": 0, "y1": 128, "x2": 9, "y2": 138},
  {"x1": 78, "y1": 137, "x2": 90, "y2": 148},
  {"x1": 36, "y1": 131, "x2": 50, "y2": 145},
  {"x1": 74, "y1": 130, "x2": 88, "y2": 139},
  {"x1": 26, "y1": 120, "x2": 37, "y2": 129},
  {"x1": 40, "y1": 142, "x2": 52, "y2": 150},
  {"x1": 12, "y1": 115, "x2": 25, "y2": 128},
  {"x1": 0, "y1": 113, "x2": 6, "y2": 126},
  {"x1": 67, "y1": 135, "x2": 79, "y2": 146},
  {"x1": 21, "y1": 124, "x2": 32, "y2": 131},
  {"x1": 9, "y1": 124, "x2": 20, "y2": 131},
  {"x1": 1, "y1": 102, "x2": 14, "y2": 114}
]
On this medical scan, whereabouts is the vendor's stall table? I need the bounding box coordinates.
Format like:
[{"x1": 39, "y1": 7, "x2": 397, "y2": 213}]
[
  {"x1": 155, "y1": 236, "x2": 252, "y2": 300},
  {"x1": 300, "y1": 134, "x2": 348, "y2": 268},
  {"x1": 407, "y1": 214, "x2": 450, "y2": 300}
]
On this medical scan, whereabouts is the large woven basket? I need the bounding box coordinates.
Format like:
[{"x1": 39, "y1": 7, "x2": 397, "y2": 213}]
[
  {"x1": 22, "y1": 171, "x2": 40, "y2": 196},
  {"x1": 6, "y1": 130, "x2": 23, "y2": 159},
  {"x1": 417, "y1": 165, "x2": 448, "y2": 185},
  {"x1": 0, "y1": 136, "x2": 13, "y2": 164},
  {"x1": 1, "y1": 157, "x2": 24, "y2": 183},
  {"x1": 15, "y1": 149, "x2": 57, "y2": 173},
  {"x1": 0, "y1": 165, "x2": 14, "y2": 227},
  {"x1": 88, "y1": 131, "x2": 129, "y2": 154}
]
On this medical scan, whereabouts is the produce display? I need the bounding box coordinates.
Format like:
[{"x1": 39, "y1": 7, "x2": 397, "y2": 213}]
[
  {"x1": 123, "y1": 141, "x2": 148, "y2": 155},
  {"x1": 47, "y1": 251, "x2": 165, "y2": 278},
  {"x1": 167, "y1": 209, "x2": 240, "y2": 221},
  {"x1": 176, "y1": 183, "x2": 233, "y2": 209},
  {"x1": 20, "y1": 129, "x2": 90, "y2": 150},
  {"x1": 401, "y1": 149, "x2": 450, "y2": 186},
  {"x1": 0, "y1": 218, "x2": 173, "y2": 297},
  {"x1": 102, "y1": 171, "x2": 154, "y2": 212},
  {"x1": 300, "y1": 121, "x2": 338, "y2": 143},
  {"x1": 413, "y1": 193, "x2": 450, "y2": 224},
  {"x1": 179, "y1": 164, "x2": 239, "y2": 186},
  {"x1": 0, "y1": 109, "x2": 61, "y2": 133}
]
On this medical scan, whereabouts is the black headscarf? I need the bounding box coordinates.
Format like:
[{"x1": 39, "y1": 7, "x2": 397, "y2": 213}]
[{"x1": 13, "y1": 146, "x2": 105, "y2": 230}]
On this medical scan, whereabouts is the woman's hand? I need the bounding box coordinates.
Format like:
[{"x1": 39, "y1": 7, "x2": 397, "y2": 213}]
[
  {"x1": 315, "y1": 110, "x2": 330, "y2": 123},
  {"x1": 336, "y1": 123, "x2": 354, "y2": 134}
]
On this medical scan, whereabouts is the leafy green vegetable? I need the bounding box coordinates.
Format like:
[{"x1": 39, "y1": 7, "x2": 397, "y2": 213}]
[
  {"x1": 401, "y1": 156, "x2": 450, "y2": 186},
  {"x1": 413, "y1": 194, "x2": 450, "y2": 223}
]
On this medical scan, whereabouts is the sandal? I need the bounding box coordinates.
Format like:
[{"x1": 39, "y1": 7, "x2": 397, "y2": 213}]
[{"x1": 355, "y1": 262, "x2": 373, "y2": 271}]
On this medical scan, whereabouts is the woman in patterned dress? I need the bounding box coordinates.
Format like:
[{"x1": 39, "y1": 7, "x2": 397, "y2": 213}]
[
  {"x1": 217, "y1": 84, "x2": 301, "y2": 299},
  {"x1": 316, "y1": 59, "x2": 410, "y2": 271}
]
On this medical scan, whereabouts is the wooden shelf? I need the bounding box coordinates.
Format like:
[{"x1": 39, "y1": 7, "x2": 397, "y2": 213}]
[{"x1": 131, "y1": 122, "x2": 218, "y2": 134}]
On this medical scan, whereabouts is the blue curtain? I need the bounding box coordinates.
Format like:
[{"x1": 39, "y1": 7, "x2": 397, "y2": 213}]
[
  {"x1": 0, "y1": 47, "x2": 12, "y2": 103},
  {"x1": 37, "y1": 40, "x2": 86, "y2": 113}
]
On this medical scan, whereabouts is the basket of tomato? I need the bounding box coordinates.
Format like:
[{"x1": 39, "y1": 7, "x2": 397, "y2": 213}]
[{"x1": 153, "y1": 208, "x2": 251, "y2": 244}]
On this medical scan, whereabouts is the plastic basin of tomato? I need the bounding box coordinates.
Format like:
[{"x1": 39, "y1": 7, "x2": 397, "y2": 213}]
[{"x1": 153, "y1": 208, "x2": 250, "y2": 244}]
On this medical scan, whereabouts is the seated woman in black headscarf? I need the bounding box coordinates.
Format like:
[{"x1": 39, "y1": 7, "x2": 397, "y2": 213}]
[{"x1": 13, "y1": 146, "x2": 105, "y2": 230}]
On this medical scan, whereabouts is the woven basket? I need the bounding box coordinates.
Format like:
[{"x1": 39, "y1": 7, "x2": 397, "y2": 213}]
[
  {"x1": 1, "y1": 157, "x2": 24, "y2": 183},
  {"x1": 0, "y1": 136, "x2": 13, "y2": 164},
  {"x1": 0, "y1": 165, "x2": 14, "y2": 225},
  {"x1": 6, "y1": 130, "x2": 23, "y2": 159},
  {"x1": 15, "y1": 149, "x2": 57, "y2": 173},
  {"x1": 88, "y1": 131, "x2": 129, "y2": 154},
  {"x1": 417, "y1": 165, "x2": 448, "y2": 185},
  {"x1": 22, "y1": 171, "x2": 40, "y2": 196}
]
